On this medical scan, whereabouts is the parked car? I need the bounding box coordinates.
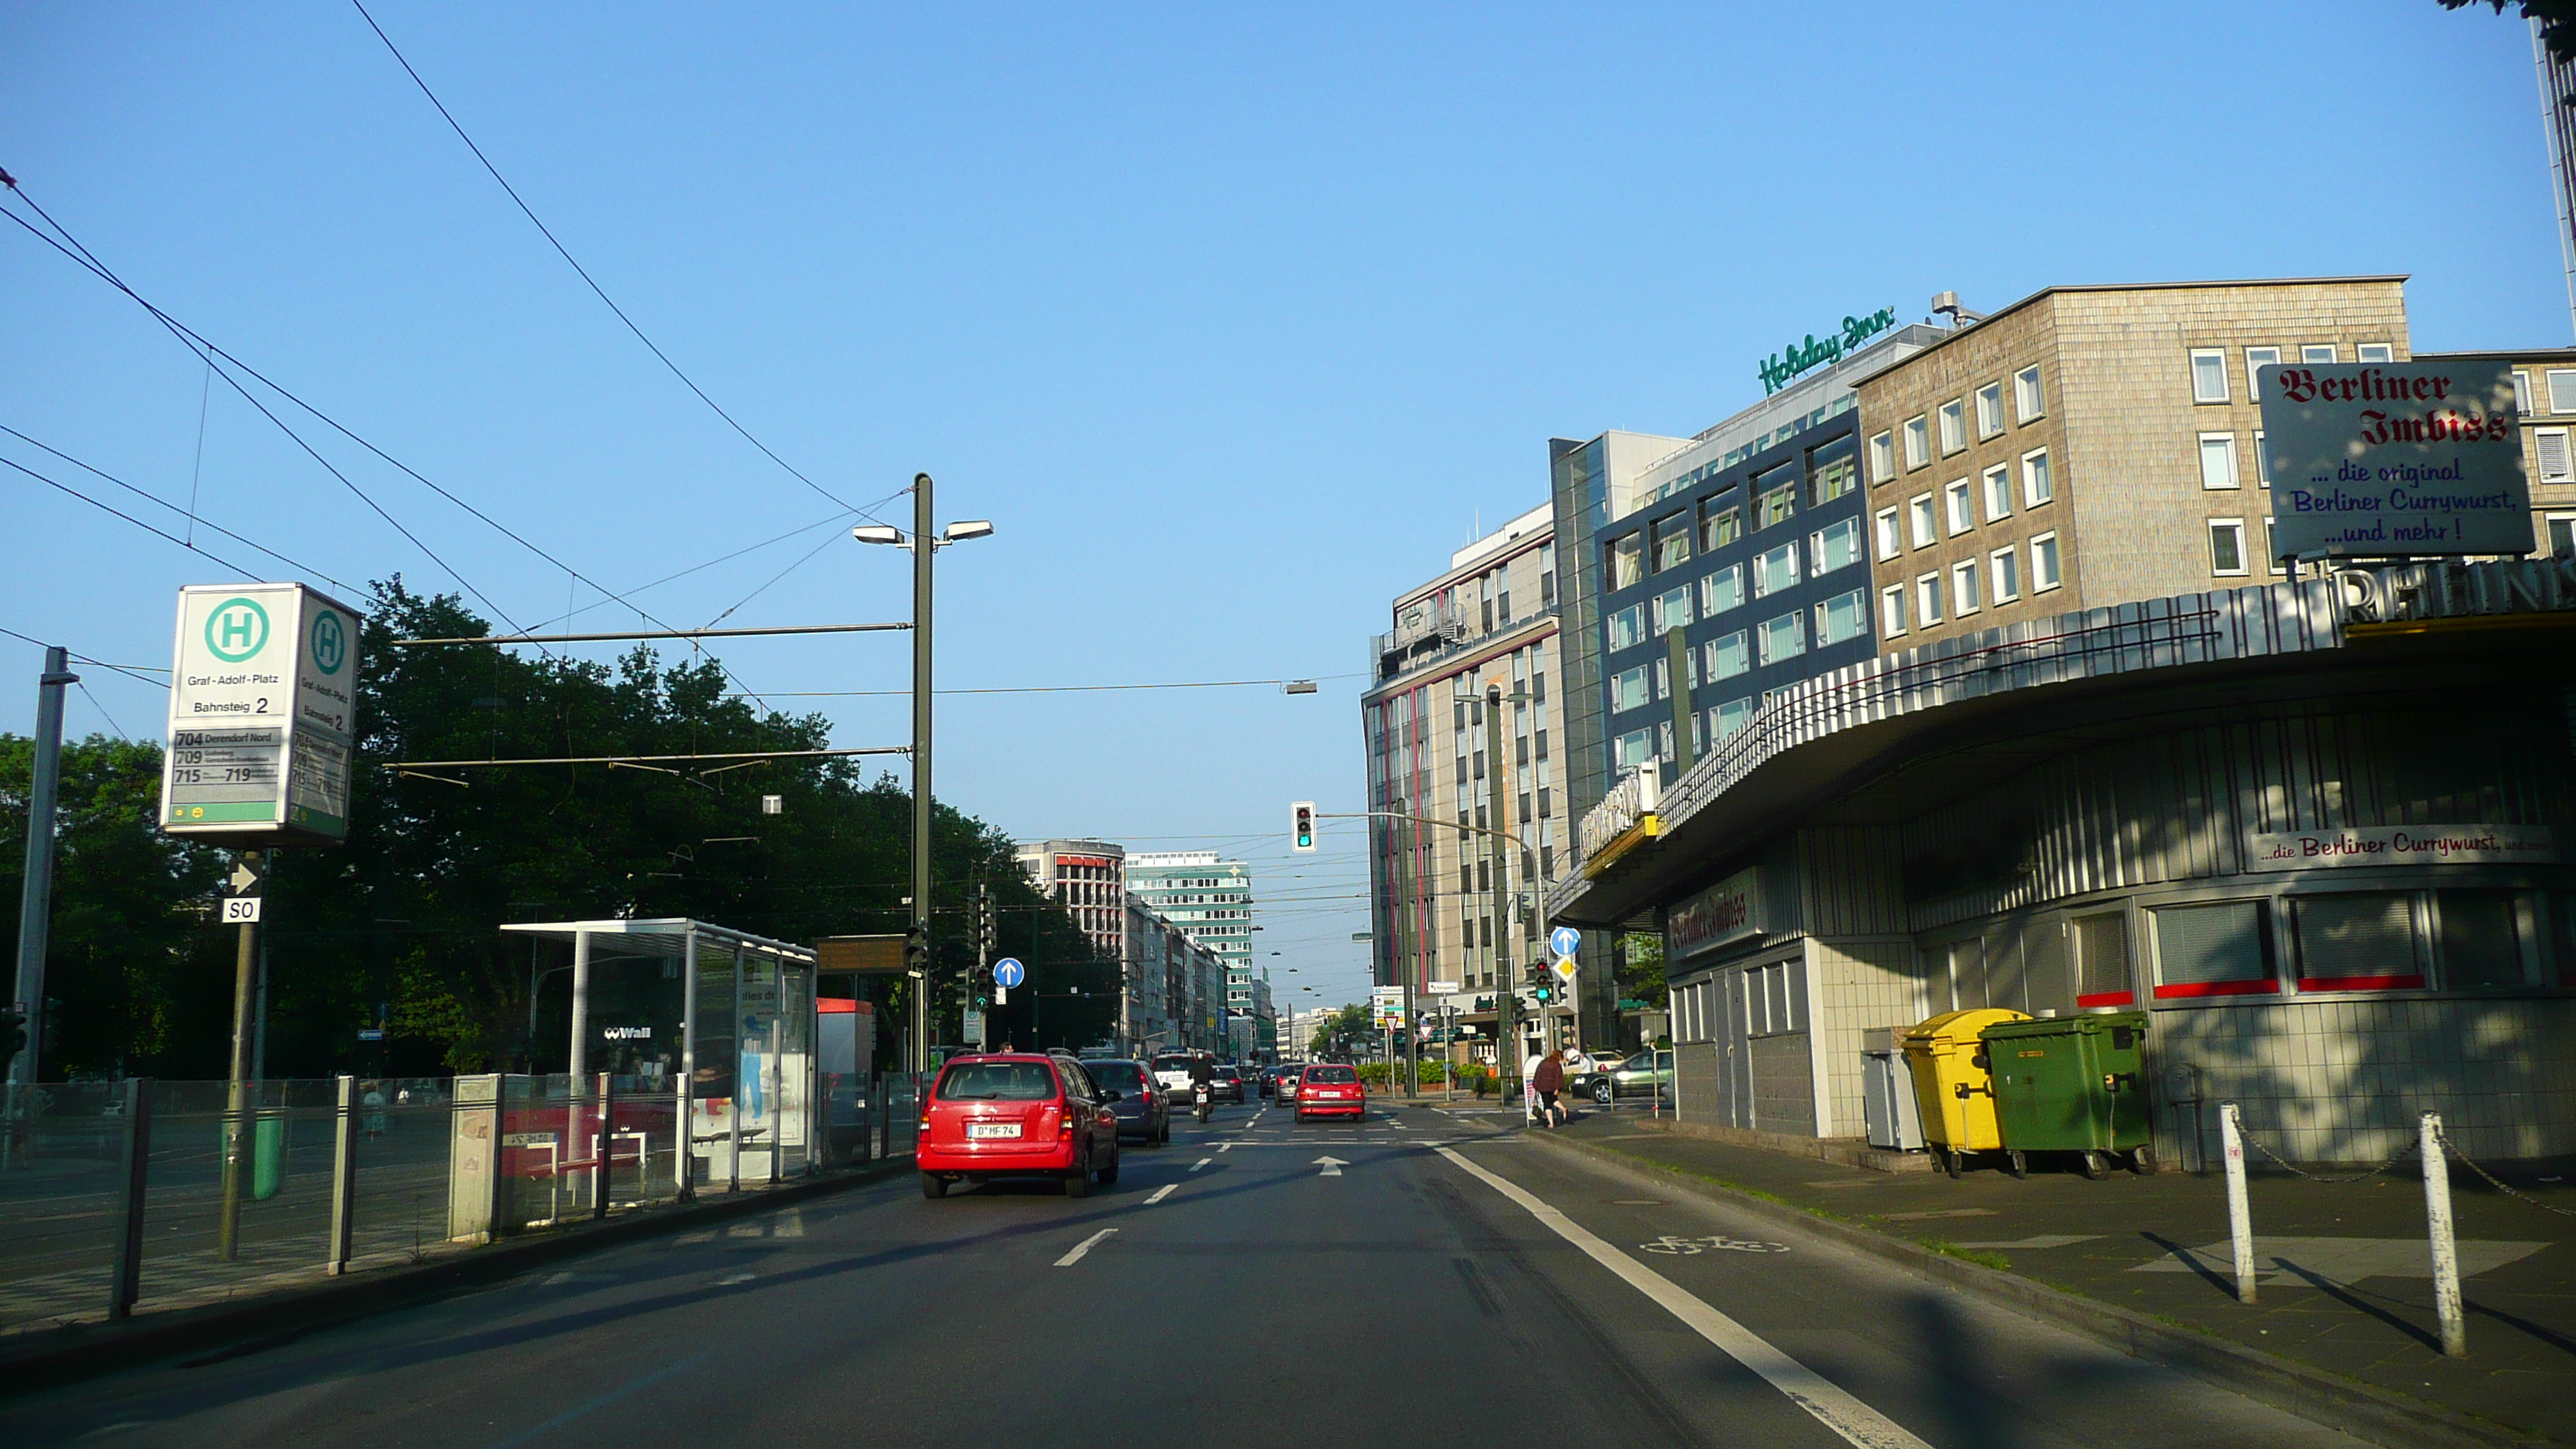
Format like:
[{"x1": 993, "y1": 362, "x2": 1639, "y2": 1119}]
[
  {"x1": 916, "y1": 1053, "x2": 1122, "y2": 1199},
  {"x1": 1079, "y1": 1057, "x2": 1170, "y2": 1145},
  {"x1": 1275, "y1": 1064, "x2": 1306, "y2": 1107},
  {"x1": 1565, "y1": 1053, "x2": 1629, "y2": 1104},
  {"x1": 1294, "y1": 1064, "x2": 1364, "y2": 1121},
  {"x1": 1593, "y1": 1050, "x2": 1673, "y2": 1104},
  {"x1": 1211, "y1": 1064, "x2": 1246, "y2": 1103}
]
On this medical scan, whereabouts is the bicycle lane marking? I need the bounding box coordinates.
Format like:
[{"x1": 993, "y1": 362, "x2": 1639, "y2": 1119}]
[{"x1": 1435, "y1": 1146, "x2": 1930, "y2": 1449}]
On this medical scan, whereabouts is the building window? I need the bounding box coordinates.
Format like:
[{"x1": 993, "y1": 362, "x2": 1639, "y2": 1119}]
[
  {"x1": 2244, "y1": 346, "x2": 2281, "y2": 401},
  {"x1": 1714, "y1": 697, "x2": 1752, "y2": 739},
  {"x1": 1607, "y1": 533, "x2": 1643, "y2": 589},
  {"x1": 1874, "y1": 506, "x2": 1902, "y2": 562},
  {"x1": 2511, "y1": 369, "x2": 2534, "y2": 415},
  {"x1": 2547, "y1": 512, "x2": 2576, "y2": 557},
  {"x1": 1903, "y1": 415, "x2": 1930, "y2": 469},
  {"x1": 2073, "y1": 911, "x2": 2134, "y2": 1005},
  {"x1": 1706, "y1": 631, "x2": 1750, "y2": 681},
  {"x1": 2253, "y1": 430, "x2": 2269, "y2": 488},
  {"x1": 1944, "y1": 478, "x2": 1973, "y2": 535},
  {"x1": 2300, "y1": 344, "x2": 2338, "y2": 365},
  {"x1": 2438, "y1": 890, "x2": 2532, "y2": 988},
  {"x1": 1701, "y1": 564, "x2": 1746, "y2": 617},
  {"x1": 1915, "y1": 572, "x2": 1944, "y2": 625},
  {"x1": 2013, "y1": 365, "x2": 2044, "y2": 423},
  {"x1": 1869, "y1": 431, "x2": 1896, "y2": 485},
  {"x1": 1612, "y1": 728, "x2": 1654, "y2": 772},
  {"x1": 1908, "y1": 492, "x2": 1936, "y2": 548},
  {"x1": 2197, "y1": 432, "x2": 2241, "y2": 490},
  {"x1": 2208, "y1": 518, "x2": 2248, "y2": 575},
  {"x1": 1879, "y1": 583, "x2": 1907, "y2": 637},
  {"x1": 1753, "y1": 541, "x2": 1800, "y2": 597},
  {"x1": 1755, "y1": 467, "x2": 1799, "y2": 529},
  {"x1": 1810, "y1": 516, "x2": 1862, "y2": 574},
  {"x1": 1651, "y1": 584, "x2": 1692, "y2": 634},
  {"x1": 1699, "y1": 495, "x2": 1742, "y2": 552},
  {"x1": 2030, "y1": 532, "x2": 2061, "y2": 591},
  {"x1": 2356, "y1": 342, "x2": 2394, "y2": 365},
  {"x1": 1756, "y1": 611, "x2": 1806, "y2": 664},
  {"x1": 1975, "y1": 382, "x2": 2003, "y2": 440},
  {"x1": 2152, "y1": 901, "x2": 2273, "y2": 999},
  {"x1": 2551, "y1": 369, "x2": 2576, "y2": 415},
  {"x1": 1606, "y1": 603, "x2": 1645, "y2": 650},
  {"x1": 1809, "y1": 444, "x2": 1858, "y2": 505},
  {"x1": 2020, "y1": 447, "x2": 2054, "y2": 507},
  {"x1": 2538, "y1": 428, "x2": 2573, "y2": 485},
  {"x1": 1990, "y1": 546, "x2": 2020, "y2": 602},
  {"x1": 1938, "y1": 399, "x2": 1966, "y2": 455},
  {"x1": 1950, "y1": 559, "x2": 1981, "y2": 616},
  {"x1": 1978, "y1": 463, "x2": 2012, "y2": 523},
  {"x1": 1651, "y1": 513, "x2": 1692, "y2": 572},
  {"x1": 2190, "y1": 348, "x2": 2229, "y2": 404},
  {"x1": 1815, "y1": 588, "x2": 1868, "y2": 646},
  {"x1": 1609, "y1": 666, "x2": 1649, "y2": 712},
  {"x1": 2294, "y1": 893, "x2": 2422, "y2": 991},
  {"x1": 1653, "y1": 656, "x2": 1670, "y2": 701}
]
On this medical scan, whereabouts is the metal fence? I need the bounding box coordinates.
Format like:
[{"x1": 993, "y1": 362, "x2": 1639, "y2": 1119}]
[{"x1": 0, "y1": 1070, "x2": 923, "y2": 1337}]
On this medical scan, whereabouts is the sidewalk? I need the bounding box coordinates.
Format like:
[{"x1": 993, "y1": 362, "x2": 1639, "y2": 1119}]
[{"x1": 1540, "y1": 1112, "x2": 2575, "y2": 1446}]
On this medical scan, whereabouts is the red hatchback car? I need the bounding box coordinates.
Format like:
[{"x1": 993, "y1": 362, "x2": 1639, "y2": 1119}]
[
  {"x1": 1294, "y1": 1063, "x2": 1365, "y2": 1121},
  {"x1": 918, "y1": 1053, "x2": 1122, "y2": 1198}
]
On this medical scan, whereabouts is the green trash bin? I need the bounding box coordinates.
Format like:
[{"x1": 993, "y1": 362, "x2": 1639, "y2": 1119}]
[
  {"x1": 1984, "y1": 1011, "x2": 2155, "y2": 1180},
  {"x1": 252, "y1": 1111, "x2": 287, "y2": 1201}
]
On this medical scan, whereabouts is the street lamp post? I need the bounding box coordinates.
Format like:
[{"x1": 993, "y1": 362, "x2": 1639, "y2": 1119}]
[{"x1": 855, "y1": 475, "x2": 992, "y2": 1075}]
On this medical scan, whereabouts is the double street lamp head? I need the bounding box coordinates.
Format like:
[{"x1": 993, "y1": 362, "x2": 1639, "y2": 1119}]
[
  {"x1": 851, "y1": 524, "x2": 904, "y2": 546},
  {"x1": 850, "y1": 520, "x2": 996, "y2": 549}
]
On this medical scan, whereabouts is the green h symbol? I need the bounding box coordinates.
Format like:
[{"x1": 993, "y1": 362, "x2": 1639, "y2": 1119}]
[
  {"x1": 219, "y1": 612, "x2": 255, "y2": 649},
  {"x1": 205, "y1": 597, "x2": 269, "y2": 663}
]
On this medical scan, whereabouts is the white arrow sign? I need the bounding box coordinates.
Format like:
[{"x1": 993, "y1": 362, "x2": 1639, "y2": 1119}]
[
  {"x1": 1313, "y1": 1156, "x2": 1347, "y2": 1177},
  {"x1": 226, "y1": 860, "x2": 263, "y2": 896}
]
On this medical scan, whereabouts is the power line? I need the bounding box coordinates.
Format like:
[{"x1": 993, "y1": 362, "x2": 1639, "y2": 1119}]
[
  {"x1": 0, "y1": 625, "x2": 175, "y2": 690},
  {"x1": 348, "y1": 1, "x2": 873, "y2": 522},
  {"x1": 735, "y1": 673, "x2": 1361, "y2": 699}
]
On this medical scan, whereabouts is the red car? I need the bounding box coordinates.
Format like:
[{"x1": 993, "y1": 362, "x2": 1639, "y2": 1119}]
[
  {"x1": 916, "y1": 1053, "x2": 1122, "y2": 1199},
  {"x1": 1294, "y1": 1064, "x2": 1365, "y2": 1121}
]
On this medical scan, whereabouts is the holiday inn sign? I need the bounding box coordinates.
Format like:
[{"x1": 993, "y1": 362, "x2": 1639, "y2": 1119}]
[{"x1": 1756, "y1": 307, "x2": 1897, "y2": 394}]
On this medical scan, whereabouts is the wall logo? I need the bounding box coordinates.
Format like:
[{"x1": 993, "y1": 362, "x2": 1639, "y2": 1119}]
[
  {"x1": 310, "y1": 610, "x2": 347, "y2": 674},
  {"x1": 205, "y1": 598, "x2": 270, "y2": 664}
]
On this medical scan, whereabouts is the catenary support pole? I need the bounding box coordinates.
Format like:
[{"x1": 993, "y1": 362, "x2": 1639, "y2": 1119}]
[
  {"x1": 1484, "y1": 683, "x2": 1513, "y2": 1099},
  {"x1": 565, "y1": 928, "x2": 590, "y2": 1204},
  {"x1": 110, "y1": 1077, "x2": 150, "y2": 1318},
  {"x1": 327, "y1": 1074, "x2": 357, "y2": 1275},
  {"x1": 11, "y1": 646, "x2": 77, "y2": 1097},
  {"x1": 2422, "y1": 1111, "x2": 2467, "y2": 1356},
  {"x1": 217, "y1": 854, "x2": 262, "y2": 1262},
  {"x1": 2220, "y1": 1101, "x2": 2257, "y2": 1305},
  {"x1": 909, "y1": 473, "x2": 935, "y2": 1074}
]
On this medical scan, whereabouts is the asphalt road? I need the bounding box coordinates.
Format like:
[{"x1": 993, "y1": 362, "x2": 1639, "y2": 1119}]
[{"x1": 0, "y1": 1100, "x2": 2362, "y2": 1449}]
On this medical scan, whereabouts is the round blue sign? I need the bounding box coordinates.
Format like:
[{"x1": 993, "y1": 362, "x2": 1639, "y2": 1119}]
[
  {"x1": 992, "y1": 958, "x2": 1026, "y2": 988},
  {"x1": 1549, "y1": 926, "x2": 1581, "y2": 959}
]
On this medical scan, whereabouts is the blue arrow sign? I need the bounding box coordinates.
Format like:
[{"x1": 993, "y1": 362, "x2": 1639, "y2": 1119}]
[
  {"x1": 1549, "y1": 926, "x2": 1581, "y2": 959},
  {"x1": 992, "y1": 958, "x2": 1026, "y2": 989}
]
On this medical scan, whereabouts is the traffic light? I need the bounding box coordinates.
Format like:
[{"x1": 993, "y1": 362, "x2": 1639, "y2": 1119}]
[
  {"x1": 0, "y1": 1005, "x2": 25, "y2": 1069},
  {"x1": 1532, "y1": 979, "x2": 1554, "y2": 1004},
  {"x1": 1290, "y1": 800, "x2": 1317, "y2": 853}
]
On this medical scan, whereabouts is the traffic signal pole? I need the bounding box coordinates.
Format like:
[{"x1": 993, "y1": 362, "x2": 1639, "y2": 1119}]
[{"x1": 10, "y1": 646, "x2": 77, "y2": 1098}]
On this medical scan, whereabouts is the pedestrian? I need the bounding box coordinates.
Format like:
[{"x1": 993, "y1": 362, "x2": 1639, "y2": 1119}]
[
  {"x1": 1531, "y1": 1049, "x2": 1568, "y2": 1129},
  {"x1": 1521, "y1": 1043, "x2": 1545, "y2": 1125}
]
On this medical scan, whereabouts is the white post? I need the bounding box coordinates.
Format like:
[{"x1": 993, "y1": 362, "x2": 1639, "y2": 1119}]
[
  {"x1": 565, "y1": 928, "x2": 590, "y2": 1209},
  {"x1": 677, "y1": 930, "x2": 698, "y2": 1201},
  {"x1": 2220, "y1": 1102, "x2": 2257, "y2": 1305},
  {"x1": 2421, "y1": 1111, "x2": 2467, "y2": 1357}
]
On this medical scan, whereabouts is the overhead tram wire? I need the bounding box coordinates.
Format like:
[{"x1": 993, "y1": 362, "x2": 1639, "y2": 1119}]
[
  {"x1": 348, "y1": 1, "x2": 878, "y2": 523},
  {"x1": 0, "y1": 625, "x2": 173, "y2": 690},
  {"x1": 731, "y1": 673, "x2": 1362, "y2": 699}
]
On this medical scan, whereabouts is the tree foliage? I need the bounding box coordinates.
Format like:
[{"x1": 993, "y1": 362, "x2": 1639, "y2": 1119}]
[{"x1": 2442, "y1": 1, "x2": 2576, "y2": 102}]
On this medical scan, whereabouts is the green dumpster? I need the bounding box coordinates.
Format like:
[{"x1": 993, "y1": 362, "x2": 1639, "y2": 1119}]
[{"x1": 1984, "y1": 1011, "x2": 2155, "y2": 1180}]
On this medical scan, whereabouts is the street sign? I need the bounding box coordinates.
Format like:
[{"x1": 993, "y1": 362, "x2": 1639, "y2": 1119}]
[
  {"x1": 2260, "y1": 361, "x2": 2527, "y2": 559},
  {"x1": 220, "y1": 897, "x2": 262, "y2": 924},
  {"x1": 356, "y1": 1027, "x2": 384, "y2": 1041},
  {"x1": 1551, "y1": 957, "x2": 1576, "y2": 984},
  {"x1": 992, "y1": 958, "x2": 1026, "y2": 988},
  {"x1": 1549, "y1": 926, "x2": 1581, "y2": 958},
  {"x1": 1427, "y1": 980, "x2": 1461, "y2": 995},
  {"x1": 162, "y1": 583, "x2": 363, "y2": 845},
  {"x1": 963, "y1": 1010, "x2": 985, "y2": 1046}
]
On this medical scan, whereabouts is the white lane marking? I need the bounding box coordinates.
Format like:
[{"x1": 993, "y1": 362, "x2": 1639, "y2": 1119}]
[
  {"x1": 1437, "y1": 1147, "x2": 1931, "y2": 1449},
  {"x1": 1053, "y1": 1228, "x2": 1118, "y2": 1267},
  {"x1": 1314, "y1": 1156, "x2": 1346, "y2": 1177},
  {"x1": 1146, "y1": 1184, "x2": 1177, "y2": 1204},
  {"x1": 1218, "y1": 1142, "x2": 1233, "y2": 1152},
  {"x1": 1190, "y1": 1157, "x2": 1212, "y2": 1171},
  {"x1": 717, "y1": 1271, "x2": 757, "y2": 1285}
]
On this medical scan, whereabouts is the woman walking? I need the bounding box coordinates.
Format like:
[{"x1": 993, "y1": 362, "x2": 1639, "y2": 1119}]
[{"x1": 1530, "y1": 1048, "x2": 1567, "y2": 1129}]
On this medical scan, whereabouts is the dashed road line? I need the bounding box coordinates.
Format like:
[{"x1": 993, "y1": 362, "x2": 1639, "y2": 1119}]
[
  {"x1": 1190, "y1": 1157, "x2": 1213, "y2": 1171},
  {"x1": 1145, "y1": 1184, "x2": 1177, "y2": 1205},
  {"x1": 1053, "y1": 1228, "x2": 1118, "y2": 1267}
]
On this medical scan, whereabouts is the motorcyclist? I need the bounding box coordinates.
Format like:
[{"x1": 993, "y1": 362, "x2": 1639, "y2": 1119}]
[{"x1": 1189, "y1": 1053, "x2": 1215, "y2": 1121}]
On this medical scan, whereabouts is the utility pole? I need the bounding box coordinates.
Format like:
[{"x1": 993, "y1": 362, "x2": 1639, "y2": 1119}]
[
  {"x1": 1484, "y1": 682, "x2": 1514, "y2": 1094},
  {"x1": 10, "y1": 646, "x2": 77, "y2": 1095},
  {"x1": 908, "y1": 475, "x2": 935, "y2": 1074}
]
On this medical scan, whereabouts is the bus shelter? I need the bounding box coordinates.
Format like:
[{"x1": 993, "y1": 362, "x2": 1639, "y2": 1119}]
[{"x1": 501, "y1": 919, "x2": 817, "y2": 1199}]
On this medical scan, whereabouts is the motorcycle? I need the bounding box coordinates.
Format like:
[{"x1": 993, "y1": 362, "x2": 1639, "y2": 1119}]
[{"x1": 1193, "y1": 1081, "x2": 1213, "y2": 1123}]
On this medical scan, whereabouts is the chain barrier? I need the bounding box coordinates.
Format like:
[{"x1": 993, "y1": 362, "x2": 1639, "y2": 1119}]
[
  {"x1": 2239, "y1": 1130, "x2": 2417, "y2": 1184},
  {"x1": 2437, "y1": 1125, "x2": 2576, "y2": 1219}
]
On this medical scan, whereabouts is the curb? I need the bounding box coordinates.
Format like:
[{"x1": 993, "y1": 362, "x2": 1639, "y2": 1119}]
[
  {"x1": 1523, "y1": 1131, "x2": 2537, "y2": 1449},
  {"x1": 0, "y1": 1155, "x2": 915, "y2": 1400}
]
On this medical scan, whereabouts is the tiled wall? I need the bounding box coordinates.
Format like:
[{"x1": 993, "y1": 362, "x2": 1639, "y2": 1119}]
[
  {"x1": 1809, "y1": 937, "x2": 1923, "y2": 1141},
  {"x1": 1749, "y1": 1033, "x2": 1816, "y2": 1136}
]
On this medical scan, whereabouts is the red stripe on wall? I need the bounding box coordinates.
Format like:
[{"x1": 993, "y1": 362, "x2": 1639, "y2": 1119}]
[
  {"x1": 2151, "y1": 978, "x2": 2281, "y2": 999},
  {"x1": 2074, "y1": 992, "x2": 2136, "y2": 1008},
  {"x1": 2297, "y1": 975, "x2": 2427, "y2": 993}
]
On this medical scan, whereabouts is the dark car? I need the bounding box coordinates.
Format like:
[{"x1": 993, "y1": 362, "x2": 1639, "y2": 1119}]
[
  {"x1": 916, "y1": 1053, "x2": 1122, "y2": 1199},
  {"x1": 1565, "y1": 1053, "x2": 1629, "y2": 1105},
  {"x1": 1259, "y1": 1065, "x2": 1286, "y2": 1100},
  {"x1": 1080, "y1": 1057, "x2": 1170, "y2": 1145},
  {"x1": 1211, "y1": 1064, "x2": 1246, "y2": 1103},
  {"x1": 1594, "y1": 1050, "x2": 1673, "y2": 1103}
]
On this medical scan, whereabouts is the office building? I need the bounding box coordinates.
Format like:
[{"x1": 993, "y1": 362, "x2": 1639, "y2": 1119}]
[
  {"x1": 1014, "y1": 839, "x2": 1127, "y2": 964},
  {"x1": 2536, "y1": 20, "x2": 2576, "y2": 337},
  {"x1": 1125, "y1": 851, "x2": 1268, "y2": 1054}
]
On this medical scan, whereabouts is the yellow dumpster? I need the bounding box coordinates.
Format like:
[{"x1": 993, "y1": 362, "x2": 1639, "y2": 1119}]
[{"x1": 1901, "y1": 1008, "x2": 2030, "y2": 1177}]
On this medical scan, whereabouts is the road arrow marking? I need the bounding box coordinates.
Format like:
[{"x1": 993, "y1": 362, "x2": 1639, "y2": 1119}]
[
  {"x1": 1314, "y1": 1156, "x2": 1347, "y2": 1177},
  {"x1": 1146, "y1": 1184, "x2": 1176, "y2": 1204},
  {"x1": 1053, "y1": 1228, "x2": 1118, "y2": 1267},
  {"x1": 1190, "y1": 1157, "x2": 1212, "y2": 1172}
]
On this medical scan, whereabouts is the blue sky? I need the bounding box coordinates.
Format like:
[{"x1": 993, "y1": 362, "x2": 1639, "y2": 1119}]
[{"x1": 2, "y1": 2, "x2": 2561, "y2": 1011}]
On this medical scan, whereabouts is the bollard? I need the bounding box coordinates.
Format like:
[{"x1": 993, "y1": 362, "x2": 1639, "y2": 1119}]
[
  {"x1": 593, "y1": 1071, "x2": 614, "y2": 1221},
  {"x1": 2421, "y1": 1111, "x2": 2467, "y2": 1357},
  {"x1": 326, "y1": 1074, "x2": 358, "y2": 1276},
  {"x1": 111, "y1": 1078, "x2": 152, "y2": 1318},
  {"x1": 2219, "y1": 1102, "x2": 2257, "y2": 1305}
]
